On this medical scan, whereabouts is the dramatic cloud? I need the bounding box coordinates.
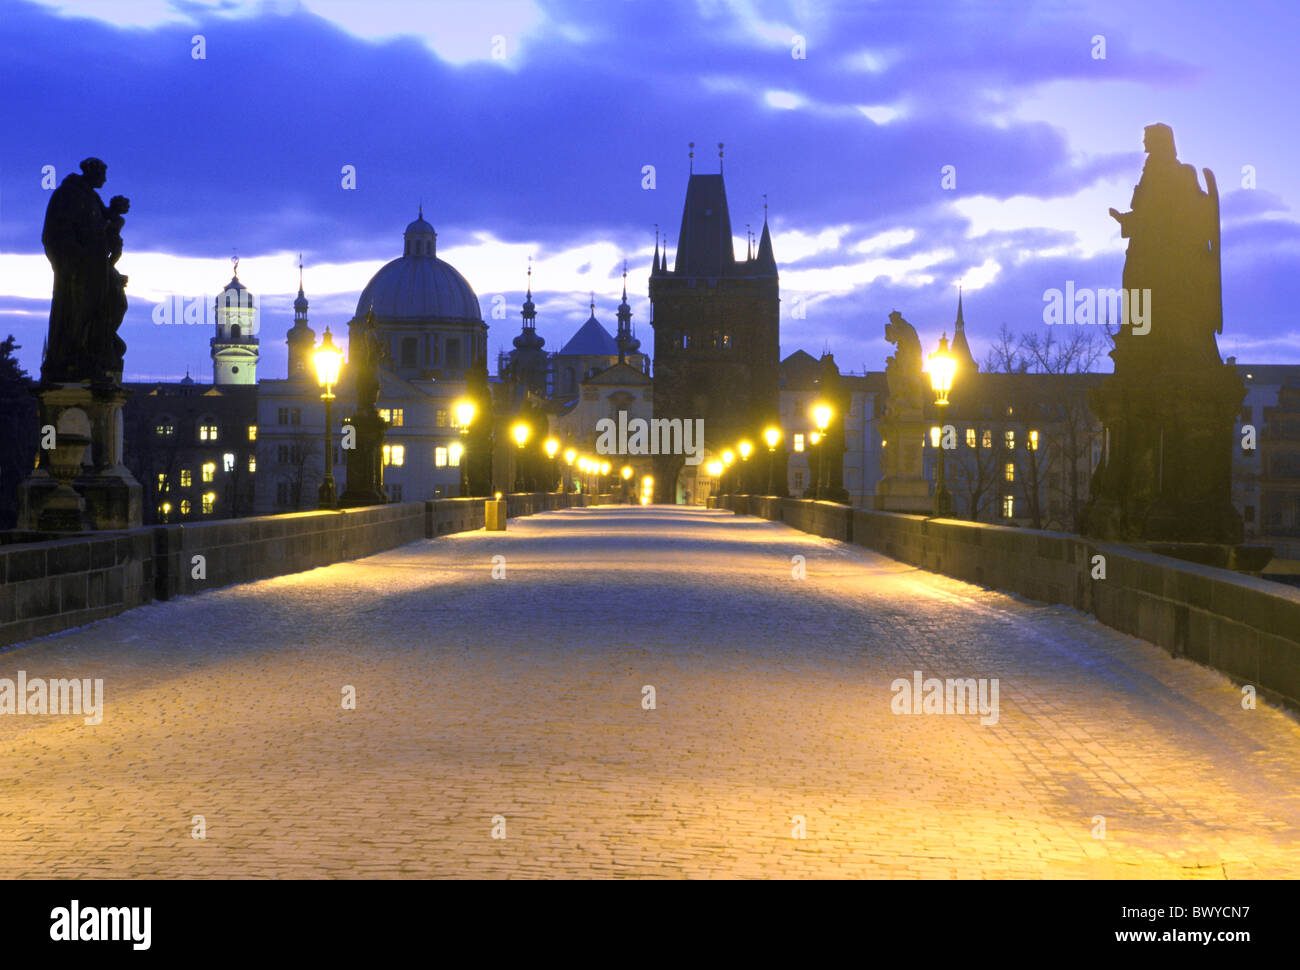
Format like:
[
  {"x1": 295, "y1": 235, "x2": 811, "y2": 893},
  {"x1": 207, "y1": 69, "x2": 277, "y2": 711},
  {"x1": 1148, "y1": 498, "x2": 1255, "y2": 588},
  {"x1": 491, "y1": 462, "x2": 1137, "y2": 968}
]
[{"x1": 2, "y1": 0, "x2": 1297, "y2": 380}]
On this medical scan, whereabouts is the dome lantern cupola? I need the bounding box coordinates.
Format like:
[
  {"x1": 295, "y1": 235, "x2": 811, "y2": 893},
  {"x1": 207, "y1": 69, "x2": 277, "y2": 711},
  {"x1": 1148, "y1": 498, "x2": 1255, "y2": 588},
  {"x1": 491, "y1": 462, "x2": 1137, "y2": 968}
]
[{"x1": 403, "y1": 205, "x2": 437, "y2": 258}]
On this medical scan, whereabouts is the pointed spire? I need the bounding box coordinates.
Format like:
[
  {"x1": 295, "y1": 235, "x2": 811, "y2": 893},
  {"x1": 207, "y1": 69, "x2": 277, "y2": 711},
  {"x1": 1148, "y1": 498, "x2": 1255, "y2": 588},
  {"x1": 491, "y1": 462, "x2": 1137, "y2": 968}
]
[
  {"x1": 950, "y1": 286, "x2": 977, "y2": 373},
  {"x1": 621, "y1": 260, "x2": 628, "y2": 301},
  {"x1": 526, "y1": 255, "x2": 533, "y2": 298},
  {"x1": 755, "y1": 216, "x2": 777, "y2": 276},
  {"x1": 652, "y1": 226, "x2": 661, "y2": 276},
  {"x1": 688, "y1": 141, "x2": 695, "y2": 174},
  {"x1": 718, "y1": 141, "x2": 724, "y2": 172}
]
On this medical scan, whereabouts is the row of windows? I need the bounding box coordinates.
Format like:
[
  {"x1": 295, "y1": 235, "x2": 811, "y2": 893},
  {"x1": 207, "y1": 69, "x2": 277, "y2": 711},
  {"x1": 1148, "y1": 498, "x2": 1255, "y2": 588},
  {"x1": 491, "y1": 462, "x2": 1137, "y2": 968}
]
[
  {"x1": 670, "y1": 331, "x2": 734, "y2": 351},
  {"x1": 155, "y1": 422, "x2": 258, "y2": 442},
  {"x1": 922, "y1": 428, "x2": 1042, "y2": 451},
  {"x1": 156, "y1": 455, "x2": 253, "y2": 492},
  {"x1": 156, "y1": 492, "x2": 217, "y2": 519}
]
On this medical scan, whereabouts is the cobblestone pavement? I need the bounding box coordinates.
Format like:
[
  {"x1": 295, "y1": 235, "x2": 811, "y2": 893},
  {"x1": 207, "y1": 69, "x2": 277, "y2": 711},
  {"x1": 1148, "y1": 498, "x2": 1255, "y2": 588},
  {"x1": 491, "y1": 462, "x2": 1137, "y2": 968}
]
[{"x1": 2, "y1": 505, "x2": 1299, "y2": 878}]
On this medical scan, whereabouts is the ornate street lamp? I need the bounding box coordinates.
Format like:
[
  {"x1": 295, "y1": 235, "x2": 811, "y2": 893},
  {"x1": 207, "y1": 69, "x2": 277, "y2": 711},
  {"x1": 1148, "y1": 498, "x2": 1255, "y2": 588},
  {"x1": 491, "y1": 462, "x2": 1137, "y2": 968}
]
[
  {"x1": 928, "y1": 333, "x2": 957, "y2": 516},
  {"x1": 564, "y1": 447, "x2": 576, "y2": 493},
  {"x1": 763, "y1": 426, "x2": 781, "y2": 495},
  {"x1": 812, "y1": 402, "x2": 833, "y2": 499},
  {"x1": 455, "y1": 398, "x2": 475, "y2": 496},
  {"x1": 511, "y1": 421, "x2": 530, "y2": 492},
  {"x1": 544, "y1": 437, "x2": 560, "y2": 492},
  {"x1": 313, "y1": 327, "x2": 343, "y2": 509}
]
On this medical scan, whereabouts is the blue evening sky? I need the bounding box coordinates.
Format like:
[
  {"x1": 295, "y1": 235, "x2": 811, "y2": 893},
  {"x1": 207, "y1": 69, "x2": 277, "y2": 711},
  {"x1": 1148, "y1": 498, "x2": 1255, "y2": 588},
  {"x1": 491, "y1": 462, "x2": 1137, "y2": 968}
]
[{"x1": 1, "y1": 0, "x2": 1297, "y2": 381}]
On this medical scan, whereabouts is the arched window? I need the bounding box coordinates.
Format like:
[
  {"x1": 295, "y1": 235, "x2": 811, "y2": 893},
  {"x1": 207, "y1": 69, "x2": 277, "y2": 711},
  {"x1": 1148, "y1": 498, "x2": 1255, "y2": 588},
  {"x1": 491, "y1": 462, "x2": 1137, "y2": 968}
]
[{"x1": 230, "y1": 323, "x2": 241, "y2": 340}]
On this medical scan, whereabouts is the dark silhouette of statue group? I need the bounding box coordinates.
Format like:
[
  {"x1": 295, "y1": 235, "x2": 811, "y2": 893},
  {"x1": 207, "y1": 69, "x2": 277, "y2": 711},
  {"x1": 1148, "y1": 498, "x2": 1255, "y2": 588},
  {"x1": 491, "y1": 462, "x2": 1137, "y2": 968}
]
[
  {"x1": 41, "y1": 157, "x2": 131, "y2": 384},
  {"x1": 18, "y1": 157, "x2": 142, "y2": 531},
  {"x1": 1083, "y1": 124, "x2": 1245, "y2": 544}
]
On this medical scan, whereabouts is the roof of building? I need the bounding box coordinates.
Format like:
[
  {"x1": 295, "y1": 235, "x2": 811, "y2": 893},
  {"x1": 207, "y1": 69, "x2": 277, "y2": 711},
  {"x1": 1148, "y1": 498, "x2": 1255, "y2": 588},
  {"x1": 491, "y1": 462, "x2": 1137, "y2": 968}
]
[
  {"x1": 353, "y1": 213, "x2": 482, "y2": 323},
  {"x1": 779, "y1": 350, "x2": 823, "y2": 390},
  {"x1": 558, "y1": 311, "x2": 620, "y2": 356},
  {"x1": 674, "y1": 173, "x2": 736, "y2": 277},
  {"x1": 583, "y1": 361, "x2": 652, "y2": 386}
]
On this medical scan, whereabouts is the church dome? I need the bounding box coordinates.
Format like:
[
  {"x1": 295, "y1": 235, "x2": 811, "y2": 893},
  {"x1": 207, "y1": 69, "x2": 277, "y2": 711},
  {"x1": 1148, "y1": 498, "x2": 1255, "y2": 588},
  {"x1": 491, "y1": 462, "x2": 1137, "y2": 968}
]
[{"x1": 354, "y1": 211, "x2": 483, "y2": 323}]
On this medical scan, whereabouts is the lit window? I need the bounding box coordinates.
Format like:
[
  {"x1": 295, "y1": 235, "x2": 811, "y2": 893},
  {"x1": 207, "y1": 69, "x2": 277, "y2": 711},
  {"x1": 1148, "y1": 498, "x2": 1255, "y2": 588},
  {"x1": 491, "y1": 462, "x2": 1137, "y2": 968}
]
[
  {"x1": 202, "y1": 491, "x2": 216, "y2": 514},
  {"x1": 1028, "y1": 429, "x2": 1040, "y2": 451},
  {"x1": 435, "y1": 446, "x2": 448, "y2": 468},
  {"x1": 223, "y1": 452, "x2": 235, "y2": 472},
  {"x1": 966, "y1": 428, "x2": 976, "y2": 448},
  {"x1": 383, "y1": 444, "x2": 405, "y2": 467},
  {"x1": 156, "y1": 473, "x2": 168, "y2": 493},
  {"x1": 793, "y1": 433, "x2": 805, "y2": 453},
  {"x1": 180, "y1": 499, "x2": 191, "y2": 515},
  {"x1": 981, "y1": 430, "x2": 992, "y2": 449},
  {"x1": 199, "y1": 423, "x2": 218, "y2": 441},
  {"x1": 248, "y1": 455, "x2": 256, "y2": 473},
  {"x1": 1005, "y1": 462, "x2": 1015, "y2": 483},
  {"x1": 1002, "y1": 495, "x2": 1015, "y2": 519},
  {"x1": 202, "y1": 462, "x2": 215, "y2": 483},
  {"x1": 180, "y1": 469, "x2": 192, "y2": 487},
  {"x1": 248, "y1": 425, "x2": 257, "y2": 441},
  {"x1": 158, "y1": 502, "x2": 171, "y2": 520},
  {"x1": 1004, "y1": 430, "x2": 1015, "y2": 450},
  {"x1": 155, "y1": 422, "x2": 174, "y2": 437},
  {"x1": 378, "y1": 408, "x2": 404, "y2": 427}
]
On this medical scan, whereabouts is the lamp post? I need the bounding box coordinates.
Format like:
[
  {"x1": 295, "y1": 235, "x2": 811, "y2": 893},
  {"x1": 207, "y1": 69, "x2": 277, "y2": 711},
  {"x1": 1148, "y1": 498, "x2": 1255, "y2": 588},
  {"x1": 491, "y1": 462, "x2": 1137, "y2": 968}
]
[
  {"x1": 707, "y1": 459, "x2": 723, "y2": 504},
  {"x1": 738, "y1": 439, "x2": 752, "y2": 493},
  {"x1": 599, "y1": 461, "x2": 611, "y2": 497},
  {"x1": 812, "y1": 402, "x2": 832, "y2": 499},
  {"x1": 721, "y1": 448, "x2": 735, "y2": 496},
  {"x1": 808, "y1": 430, "x2": 822, "y2": 498},
  {"x1": 763, "y1": 426, "x2": 781, "y2": 495},
  {"x1": 620, "y1": 464, "x2": 633, "y2": 503},
  {"x1": 313, "y1": 327, "x2": 343, "y2": 509},
  {"x1": 511, "y1": 421, "x2": 530, "y2": 492},
  {"x1": 564, "y1": 448, "x2": 576, "y2": 493},
  {"x1": 928, "y1": 333, "x2": 957, "y2": 517},
  {"x1": 455, "y1": 398, "x2": 475, "y2": 497},
  {"x1": 545, "y1": 437, "x2": 560, "y2": 492}
]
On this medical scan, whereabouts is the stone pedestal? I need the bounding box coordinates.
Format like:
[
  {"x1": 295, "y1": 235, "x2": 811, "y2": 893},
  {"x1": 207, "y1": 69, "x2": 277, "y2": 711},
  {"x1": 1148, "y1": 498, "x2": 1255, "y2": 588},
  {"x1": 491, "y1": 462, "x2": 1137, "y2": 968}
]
[
  {"x1": 875, "y1": 416, "x2": 932, "y2": 514},
  {"x1": 485, "y1": 499, "x2": 506, "y2": 531},
  {"x1": 18, "y1": 381, "x2": 141, "y2": 531},
  {"x1": 339, "y1": 409, "x2": 388, "y2": 508},
  {"x1": 1084, "y1": 359, "x2": 1244, "y2": 543}
]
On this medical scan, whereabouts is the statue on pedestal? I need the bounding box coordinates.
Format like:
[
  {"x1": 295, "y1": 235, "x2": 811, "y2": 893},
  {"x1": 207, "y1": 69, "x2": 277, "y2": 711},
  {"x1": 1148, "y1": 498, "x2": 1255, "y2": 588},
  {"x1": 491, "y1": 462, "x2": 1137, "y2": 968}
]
[
  {"x1": 875, "y1": 311, "x2": 933, "y2": 513},
  {"x1": 19, "y1": 157, "x2": 141, "y2": 531},
  {"x1": 1083, "y1": 124, "x2": 1244, "y2": 544}
]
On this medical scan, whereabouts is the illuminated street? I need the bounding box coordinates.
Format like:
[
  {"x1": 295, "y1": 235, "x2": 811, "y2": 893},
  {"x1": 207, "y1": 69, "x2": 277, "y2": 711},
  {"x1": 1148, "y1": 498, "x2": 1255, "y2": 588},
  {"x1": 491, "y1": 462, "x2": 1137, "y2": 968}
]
[{"x1": 1, "y1": 505, "x2": 1298, "y2": 878}]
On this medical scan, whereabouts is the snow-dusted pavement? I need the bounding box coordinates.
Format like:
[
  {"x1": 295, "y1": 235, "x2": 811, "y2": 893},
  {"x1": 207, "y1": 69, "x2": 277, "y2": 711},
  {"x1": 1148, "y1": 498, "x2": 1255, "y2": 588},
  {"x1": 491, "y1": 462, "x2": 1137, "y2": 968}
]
[{"x1": 2, "y1": 504, "x2": 1299, "y2": 878}]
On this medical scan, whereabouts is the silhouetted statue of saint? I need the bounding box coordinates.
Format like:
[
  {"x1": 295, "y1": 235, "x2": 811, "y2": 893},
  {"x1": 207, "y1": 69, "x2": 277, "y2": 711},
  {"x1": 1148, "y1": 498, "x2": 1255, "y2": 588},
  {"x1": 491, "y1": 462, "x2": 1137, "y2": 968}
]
[
  {"x1": 1083, "y1": 124, "x2": 1243, "y2": 544},
  {"x1": 41, "y1": 158, "x2": 129, "y2": 383},
  {"x1": 352, "y1": 306, "x2": 388, "y2": 412},
  {"x1": 883, "y1": 310, "x2": 925, "y2": 416},
  {"x1": 1107, "y1": 123, "x2": 1222, "y2": 369}
]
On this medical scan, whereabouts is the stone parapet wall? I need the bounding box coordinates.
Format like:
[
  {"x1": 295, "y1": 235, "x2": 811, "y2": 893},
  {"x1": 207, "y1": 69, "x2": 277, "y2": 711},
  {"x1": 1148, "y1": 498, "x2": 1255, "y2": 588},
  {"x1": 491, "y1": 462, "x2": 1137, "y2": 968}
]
[
  {"x1": 1, "y1": 492, "x2": 613, "y2": 648},
  {"x1": 718, "y1": 494, "x2": 1300, "y2": 708}
]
